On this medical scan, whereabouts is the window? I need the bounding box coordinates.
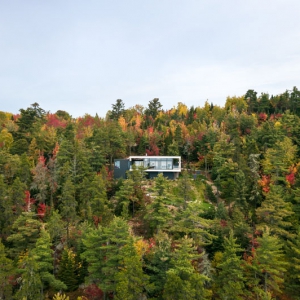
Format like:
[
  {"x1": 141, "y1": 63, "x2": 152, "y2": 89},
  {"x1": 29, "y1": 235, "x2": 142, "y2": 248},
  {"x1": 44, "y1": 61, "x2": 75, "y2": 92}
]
[{"x1": 173, "y1": 158, "x2": 179, "y2": 169}]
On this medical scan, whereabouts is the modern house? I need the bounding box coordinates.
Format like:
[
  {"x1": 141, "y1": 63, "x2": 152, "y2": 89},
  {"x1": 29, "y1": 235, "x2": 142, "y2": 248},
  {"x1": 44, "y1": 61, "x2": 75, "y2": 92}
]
[{"x1": 114, "y1": 156, "x2": 181, "y2": 179}]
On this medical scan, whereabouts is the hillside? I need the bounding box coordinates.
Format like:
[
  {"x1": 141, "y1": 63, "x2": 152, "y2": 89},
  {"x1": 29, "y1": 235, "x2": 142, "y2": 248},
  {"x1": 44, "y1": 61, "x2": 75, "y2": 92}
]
[{"x1": 1, "y1": 88, "x2": 300, "y2": 299}]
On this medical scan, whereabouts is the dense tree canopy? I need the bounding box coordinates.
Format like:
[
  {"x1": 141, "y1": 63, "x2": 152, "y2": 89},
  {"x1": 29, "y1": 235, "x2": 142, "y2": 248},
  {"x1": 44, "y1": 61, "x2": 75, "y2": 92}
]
[{"x1": 1, "y1": 88, "x2": 300, "y2": 299}]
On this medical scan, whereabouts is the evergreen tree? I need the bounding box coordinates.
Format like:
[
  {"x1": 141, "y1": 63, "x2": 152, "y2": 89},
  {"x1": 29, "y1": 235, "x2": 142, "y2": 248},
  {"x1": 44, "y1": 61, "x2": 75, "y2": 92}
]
[
  {"x1": 163, "y1": 236, "x2": 208, "y2": 300},
  {"x1": 114, "y1": 178, "x2": 135, "y2": 218},
  {"x1": 17, "y1": 153, "x2": 32, "y2": 185},
  {"x1": 170, "y1": 200, "x2": 213, "y2": 246},
  {"x1": 32, "y1": 229, "x2": 67, "y2": 292},
  {"x1": 262, "y1": 136, "x2": 296, "y2": 183},
  {"x1": 114, "y1": 237, "x2": 150, "y2": 300},
  {"x1": 82, "y1": 217, "x2": 131, "y2": 298},
  {"x1": 256, "y1": 185, "x2": 294, "y2": 239},
  {"x1": 59, "y1": 178, "x2": 77, "y2": 244},
  {"x1": 79, "y1": 174, "x2": 112, "y2": 224},
  {"x1": 254, "y1": 227, "x2": 287, "y2": 297},
  {"x1": 46, "y1": 210, "x2": 65, "y2": 245},
  {"x1": 145, "y1": 231, "x2": 172, "y2": 299},
  {"x1": 144, "y1": 194, "x2": 173, "y2": 235},
  {"x1": 214, "y1": 231, "x2": 245, "y2": 300},
  {"x1": 176, "y1": 171, "x2": 195, "y2": 209},
  {"x1": 0, "y1": 240, "x2": 14, "y2": 299},
  {"x1": 110, "y1": 99, "x2": 125, "y2": 120},
  {"x1": 0, "y1": 176, "x2": 13, "y2": 236},
  {"x1": 10, "y1": 176, "x2": 26, "y2": 217},
  {"x1": 283, "y1": 229, "x2": 300, "y2": 299},
  {"x1": 91, "y1": 121, "x2": 126, "y2": 170},
  {"x1": 7, "y1": 212, "x2": 41, "y2": 257},
  {"x1": 58, "y1": 248, "x2": 78, "y2": 291},
  {"x1": 145, "y1": 98, "x2": 163, "y2": 120},
  {"x1": 15, "y1": 252, "x2": 43, "y2": 300}
]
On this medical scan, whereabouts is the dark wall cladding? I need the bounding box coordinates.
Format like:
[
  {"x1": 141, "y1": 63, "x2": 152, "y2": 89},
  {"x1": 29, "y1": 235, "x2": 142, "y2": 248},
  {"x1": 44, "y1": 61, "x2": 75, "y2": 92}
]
[
  {"x1": 148, "y1": 172, "x2": 176, "y2": 180},
  {"x1": 114, "y1": 159, "x2": 130, "y2": 179}
]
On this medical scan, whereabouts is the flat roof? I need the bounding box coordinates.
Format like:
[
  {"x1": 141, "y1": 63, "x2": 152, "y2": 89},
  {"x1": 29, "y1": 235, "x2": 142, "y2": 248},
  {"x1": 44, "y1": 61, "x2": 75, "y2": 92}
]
[{"x1": 129, "y1": 156, "x2": 181, "y2": 159}]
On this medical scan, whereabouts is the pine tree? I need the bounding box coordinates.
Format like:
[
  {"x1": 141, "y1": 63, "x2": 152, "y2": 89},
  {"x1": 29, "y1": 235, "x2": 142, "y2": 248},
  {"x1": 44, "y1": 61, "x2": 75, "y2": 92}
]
[
  {"x1": 163, "y1": 236, "x2": 208, "y2": 300},
  {"x1": 176, "y1": 170, "x2": 195, "y2": 209},
  {"x1": 144, "y1": 194, "x2": 173, "y2": 235},
  {"x1": 0, "y1": 240, "x2": 14, "y2": 299},
  {"x1": 114, "y1": 237, "x2": 150, "y2": 300},
  {"x1": 46, "y1": 209, "x2": 65, "y2": 245},
  {"x1": 58, "y1": 248, "x2": 78, "y2": 291},
  {"x1": 255, "y1": 227, "x2": 287, "y2": 297},
  {"x1": 170, "y1": 200, "x2": 213, "y2": 246},
  {"x1": 17, "y1": 153, "x2": 32, "y2": 185},
  {"x1": 82, "y1": 217, "x2": 131, "y2": 298},
  {"x1": 32, "y1": 229, "x2": 67, "y2": 292},
  {"x1": 7, "y1": 212, "x2": 41, "y2": 257},
  {"x1": 262, "y1": 136, "x2": 296, "y2": 183},
  {"x1": 110, "y1": 99, "x2": 125, "y2": 120},
  {"x1": 59, "y1": 178, "x2": 77, "y2": 244},
  {"x1": 10, "y1": 176, "x2": 26, "y2": 217},
  {"x1": 145, "y1": 230, "x2": 172, "y2": 298},
  {"x1": 15, "y1": 252, "x2": 43, "y2": 300},
  {"x1": 256, "y1": 185, "x2": 294, "y2": 239},
  {"x1": 114, "y1": 179, "x2": 135, "y2": 218},
  {"x1": 0, "y1": 176, "x2": 13, "y2": 236},
  {"x1": 214, "y1": 231, "x2": 245, "y2": 300},
  {"x1": 283, "y1": 229, "x2": 300, "y2": 299}
]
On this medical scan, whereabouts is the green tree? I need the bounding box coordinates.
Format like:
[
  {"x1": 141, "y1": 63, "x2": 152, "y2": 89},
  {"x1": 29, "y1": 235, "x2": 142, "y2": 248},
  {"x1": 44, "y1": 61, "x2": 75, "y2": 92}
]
[
  {"x1": 82, "y1": 217, "x2": 131, "y2": 298},
  {"x1": 145, "y1": 98, "x2": 163, "y2": 120},
  {"x1": 59, "y1": 178, "x2": 77, "y2": 244},
  {"x1": 32, "y1": 229, "x2": 67, "y2": 292},
  {"x1": 0, "y1": 151, "x2": 21, "y2": 183},
  {"x1": 262, "y1": 136, "x2": 296, "y2": 183},
  {"x1": 46, "y1": 210, "x2": 65, "y2": 246},
  {"x1": 145, "y1": 231, "x2": 172, "y2": 299},
  {"x1": 14, "y1": 103, "x2": 46, "y2": 143},
  {"x1": 254, "y1": 228, "x2": 287, "y2": 297},
  {"x1": 176, "y1": 171, "x2": 195, "y2": 209},
  {"x1": 167, "y1": 140, "x2": 180, "y2": 156},
  {"x1": 7, "y1": 212, "x2": 41, "y2": 257},
  {"x1": 0, "y1": 240, "x2": 14, "y2": 299},
  {"x1": 284, "y1": 229, "x2": 300, "y2": 299},
  {"x1": 0, "y1": 176, "x2": 13, "y2": 236},
  {"x1": 15, "y1": 252, "x2": 43, "y2": 300},
  {"x1": 17, "y1": 153, "x2": 32, "y2": 186},
  {"x1": 256, "y1": 185, "x2": 294, "y2": 239},
  {"x1": 163, "y1": 236, "x2": 208, "y2": 300},
  {"x1": 79, "y1": 174, "x2": 112, "y2": 224},
  {"x1": 144, "y1": 194, "x2": 173, "y2": 235},
  {"x1": 115, "y1": 237, "x2": 150, "y2": 300},
  {"x1": 58, "y1": 248, "x2": 78, "y2": 291},
  {"x1": 91, "y1": 121, "x2": 126, "y2": 170},
  {"x1": 214, "y1": 231, "x2": 245, "y2": 300},
  {"x1": 10, "y1": 177, "x2": 26, "y2": 217},
  {"x1": 170, "y1": 200, "x2": 213, "y2": 246},
  {"x1": 110, "y1": 99, "x2": 125, "y2": 120},
  {"x1": 114, "y1": 179, "x2": 135, "y2": 218}
]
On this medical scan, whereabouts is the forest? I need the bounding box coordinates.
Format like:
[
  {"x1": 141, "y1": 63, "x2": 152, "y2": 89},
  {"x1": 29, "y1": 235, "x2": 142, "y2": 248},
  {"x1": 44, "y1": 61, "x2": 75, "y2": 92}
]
[{"x1": 1, "y1": 87, "x2": 300, "y2": 300}]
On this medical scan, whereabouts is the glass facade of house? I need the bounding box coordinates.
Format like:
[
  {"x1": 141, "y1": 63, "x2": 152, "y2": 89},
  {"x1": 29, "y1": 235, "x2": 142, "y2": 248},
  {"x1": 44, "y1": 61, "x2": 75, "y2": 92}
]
[
  {"x1": 130, "y1": 156, "x2": 180, "y2": 171},
  {"x1": 114, "y1": 156, "x2": 181, "y2": 179}
]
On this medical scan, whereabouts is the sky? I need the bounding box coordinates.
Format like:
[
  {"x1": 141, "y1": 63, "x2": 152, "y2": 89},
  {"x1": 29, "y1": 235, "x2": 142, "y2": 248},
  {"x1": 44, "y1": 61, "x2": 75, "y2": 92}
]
[{"x1": 0, "y1": 0, "x2": 300, "y2": 118}]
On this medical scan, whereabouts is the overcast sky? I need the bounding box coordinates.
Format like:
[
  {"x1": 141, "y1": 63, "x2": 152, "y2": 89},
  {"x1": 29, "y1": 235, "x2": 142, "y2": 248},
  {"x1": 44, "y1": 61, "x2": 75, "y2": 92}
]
[{"x1": 1, "y1": 0, "x2": 299, "y2": 117}]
